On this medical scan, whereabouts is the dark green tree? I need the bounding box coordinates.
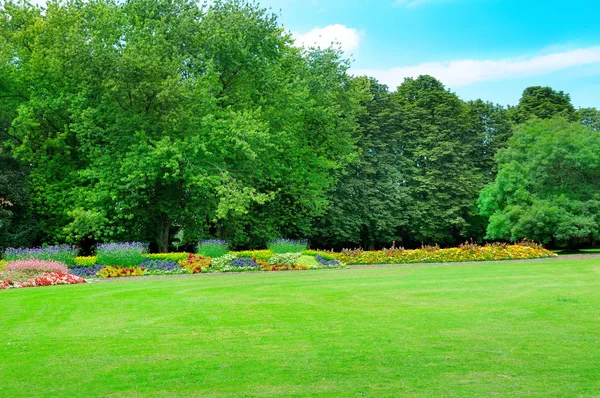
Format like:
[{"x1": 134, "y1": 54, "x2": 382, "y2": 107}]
[{"x1": 511, "y1": 86, "x2": 577, "y2": 124}]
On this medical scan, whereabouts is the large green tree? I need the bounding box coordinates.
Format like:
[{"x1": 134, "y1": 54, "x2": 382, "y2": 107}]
[
  {"x1": 479, "y1": 118, "x2": 600, "y2": 247},
  {"x1": 0, "y1": 0, "x2": 360, "y2": 251}
]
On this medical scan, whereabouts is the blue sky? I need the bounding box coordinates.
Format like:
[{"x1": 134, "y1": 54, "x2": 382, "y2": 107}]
[{"x1": 259, "y1": 0, "x2": 600, "y2": 108}]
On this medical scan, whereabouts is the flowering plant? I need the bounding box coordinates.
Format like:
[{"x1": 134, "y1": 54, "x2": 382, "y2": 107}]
[
  {"x1": 69, "y1": 264, "x2": 105, "y2": 278},
  {"x1": 74, "y1": 256, "x2": 98, "y2": 267},
  {"x1": 267, "y1": 253, "x2": 302, "y2": 267},
  {"x1": 143, "y1": 253, "x2": 189, "y2": 262},
  {"x1": 97, "y1": 266, "x2": 144, "y2": 278},
  {"x1": 3, "y1": 245, "x2": 78, "y2": 266},
  {"x1": 96, "y1": 242, "x2": 148, "y2": 267},
  {"x1": 196, "y1": 239, "x2": 229, "y2": 258},
  {"x1": 315, "y1": 255, "x2": 342, "y2": 267},
  {"x1": 4, "y1": 260, "x2": 69, "y2": 274},
  {"x1": 1, "y1": 272, "x2": 86, "y2": 290},
  {"x1": 140, "y1": 259, "x2": 186, "y2": 275},
  {"x1": 178, "y1": 254, "x2": 212, "y2": 273},
  {"x1": 268, "y1": 238, "x2": 308, "y2": 254}
]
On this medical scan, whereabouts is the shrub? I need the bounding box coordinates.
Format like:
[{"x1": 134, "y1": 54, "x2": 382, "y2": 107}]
[
  {"x1": 232, "y1": 250, "x2": 274, "y2": 261},
  {"x1": 97, "y1": 266, "x2": 144, "y2": 278},
  {"x1": 96, "y1": 242, "x2": 148, "y2": 267},
  {"x1": 178, "y1": 254, "x2": 212, "y2": 274},
  {"x1": 267, "y1": 253, "x2": 302, "y2": 267},
  {"x1": 196, "y1": 240, "x2": 229, "y2": 258},
  {"x1": 69, "y1": 264, "x2": 105, "y2": 278},
  {"x1": 74, "y1": 256, "x2": 97, "y2": 267},
  {"x1": 4, "y1": 260, "x2": 69, "y2": 274},
  {"x1": 3, "y1": 245, "x2": 78, "y2": 266},
  {"x1": 268, "y1": 239, "x2": 308, "y2": 254},
  {"x1": 1, "y1": 272, "x2": 86, "y2": 290},
  {"x1": 140, "y1": 259, "x2": 186, "y2": 275},
  {"x1": 143, "y1": 253, "x2": 189, "y2": 262}
]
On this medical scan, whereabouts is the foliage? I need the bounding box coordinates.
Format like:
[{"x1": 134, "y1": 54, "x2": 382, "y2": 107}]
[
  {"x1": 267, "y1": 239, "x2": 308, "y2": 254},
  {"x1": 140, "y1": 259, "x2": 186, "y2": 275},
  {"x1": 178, "y1": 254, "x2": 212, "y2": 274},
  {"x1": 479, "y1": 118, "x2": 600, "y2": 246},
  {"x1": 0, "y1": 156, "x2": 37, "y2": 253},
  {"x1": 69, "y1": 264, "x2": 105, "y2": 278},
  {"x1": 143, "y1": 253, "x2": 190, "y2": 262},
  {"x1": 334, "y1": 242, "x2": 556, "y2": 265},
  {"x1": 74, "y1": 256, "x2": 98, "y2": 267},
  {"x1": 511, "y1": 86, "x2": 577, "y2": 124},
  {"x1": 97, "y1": 266, "x2": 144, "y2": 278},
  {"x1": 3, "y1": 245, "x2": 77, "y2": 266},
  {"x1": 303, "y1": 250, "x2": 338, "y2": 261},
  {"x1": 96, "y1": 242, "x2": 148, "y2": 267},
  {"x1": 196, "y1": 240, "x2": 229, "y2": 258},
  {"x1": 0, "y1": 260, "x2": 6, "y2": 270},
  {"x1": 577, "y1": 107, "x2": 600, "y2": 131},
  {"x1": 0, "y1": 272, "x2": 86, "y2": 290},
  {"x1": 232, "y1": 250, "x2": 274, "y2": 261}
]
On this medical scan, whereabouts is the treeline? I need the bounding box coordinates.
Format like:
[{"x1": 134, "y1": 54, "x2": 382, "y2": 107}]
[{"x1": 1, "y1": 0, "x2": 599, "y2": 252}]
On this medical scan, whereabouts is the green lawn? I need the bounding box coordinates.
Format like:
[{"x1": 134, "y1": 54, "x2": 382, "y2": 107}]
[{"x1": 2, "y1": 259, "x2": 600, "y2": 397}]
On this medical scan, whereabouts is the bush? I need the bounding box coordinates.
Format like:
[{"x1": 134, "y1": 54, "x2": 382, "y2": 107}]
[
  {"x1": 74, "y1": 256, "x2": 97, "y2": 267},
  {"x1": 268, "y1": 239, "x2": 308, "y2": 254},
  {"x1": 97, "y1": 266, "x2": 144, "y2": 278},
  {"x1": 196, "y1": 240, "x2": 229, "y2": 258},
  {"x1": 4, "y1": 260, "x2": 69, "y2": 274},
  {"x1": 143, "y1": 253, "x2": 189, "y2": 262},
  {"x1": 4, "y1": 245, "x2": 78, "y2": 266},
  {"x1": 96, "y1": 242, "x2": 148, "y2": 267}
]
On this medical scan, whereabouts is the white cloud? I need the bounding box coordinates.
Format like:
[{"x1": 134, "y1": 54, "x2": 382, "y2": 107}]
[
  {"x1": 351, "y1": 46, "x2": 600, "y2": 89},
  {"x1": 292, "y1": 24, "x2": 361, "y2": 53}
]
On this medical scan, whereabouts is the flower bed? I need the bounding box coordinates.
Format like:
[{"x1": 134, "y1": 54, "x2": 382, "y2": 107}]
[
  {"x1": 1, "y1": 272, "x2": 86, "y2": 290},
  {"x1": 333, "y1": 242, "x2": 557, "y2": 265}
]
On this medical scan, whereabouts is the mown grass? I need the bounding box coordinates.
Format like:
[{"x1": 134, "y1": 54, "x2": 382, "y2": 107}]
[{"x1": 1, "y1": 258, "x2": 599, "y2": 397}]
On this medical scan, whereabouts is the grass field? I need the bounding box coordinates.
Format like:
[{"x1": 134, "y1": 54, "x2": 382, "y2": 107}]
[{"x1": 1, "y1": 258, "x2": 600, "y2": 397}]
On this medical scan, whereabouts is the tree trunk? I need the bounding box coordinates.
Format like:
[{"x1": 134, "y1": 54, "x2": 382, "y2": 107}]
[{"x1": 157, "y1": 215, "x2": 170, "y2": 253}]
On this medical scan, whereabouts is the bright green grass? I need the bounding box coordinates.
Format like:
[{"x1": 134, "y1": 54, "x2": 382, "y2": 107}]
[{"x1": 1, "y1": 259, "x2": 600, "y2": 397}]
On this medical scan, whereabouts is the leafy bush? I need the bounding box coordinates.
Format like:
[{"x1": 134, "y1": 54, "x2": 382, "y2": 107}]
[
  {"x1": 1, "y1": 272, "x2": 86, "y2": 290},
  {"x1": 335, "y1": 243, "x2": 557, "y2": 265},
  {"x1": 74, "y1": 256, "x2": 97, "y2": 267},
  {"x1": 178, "y1": 254, "x2": 212, "y2": 274},
  {"x1": 232, "y1": 250, "x2": 274, "y2": 261},
  {"x1": 143, "y1": 253, "x2": 189, "y2": 262},
  {"x1": 140, "y1": 259, "x2": 186, "y2": 275},
  {"x1": 196, "y1": 240, "x2": 229, "y2": 258},
  {"x1": 4, "y1": 245, "x2": 78, "y2": 266},
  {"x1": 267, "y1": 253, "x2": 302, "y2": 267},
  {"x1": 268, "y1": 239, "x2": 308, "y2": 254},
  {"x1": 4, "y1": 260, "x2": 69, "y2": 274},
  {"x1": 96, "y1": 242, "x2": 148, "y2": 267},
  {"x1": 97, "y1": 266, "x2": 144, "y2": 278},
  {"x1": 69, "y1": 264, "x2": 105, "y2": 278}
]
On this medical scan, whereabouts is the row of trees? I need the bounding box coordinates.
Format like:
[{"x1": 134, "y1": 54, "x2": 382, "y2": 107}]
[{"x1": 1, "y1": 0, "x2": 599, "y2": 252}]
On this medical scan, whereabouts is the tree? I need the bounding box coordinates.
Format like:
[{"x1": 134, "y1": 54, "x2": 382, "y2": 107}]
[
  {"x1": 391, "y1": 76, "x2": 485, "y2": 245},
  {"x1": 314, "y1": 77, "x2": 408, "y2": 250},
  {"x1": 478, "y1": 118, "x2": 600, "y2": 247},
  {"x1": 577, "y1": 107, "x2": 600, "y2": 131},
  {"x1": 511, "y1": 86, "x2": 577, "y2": 124}
]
